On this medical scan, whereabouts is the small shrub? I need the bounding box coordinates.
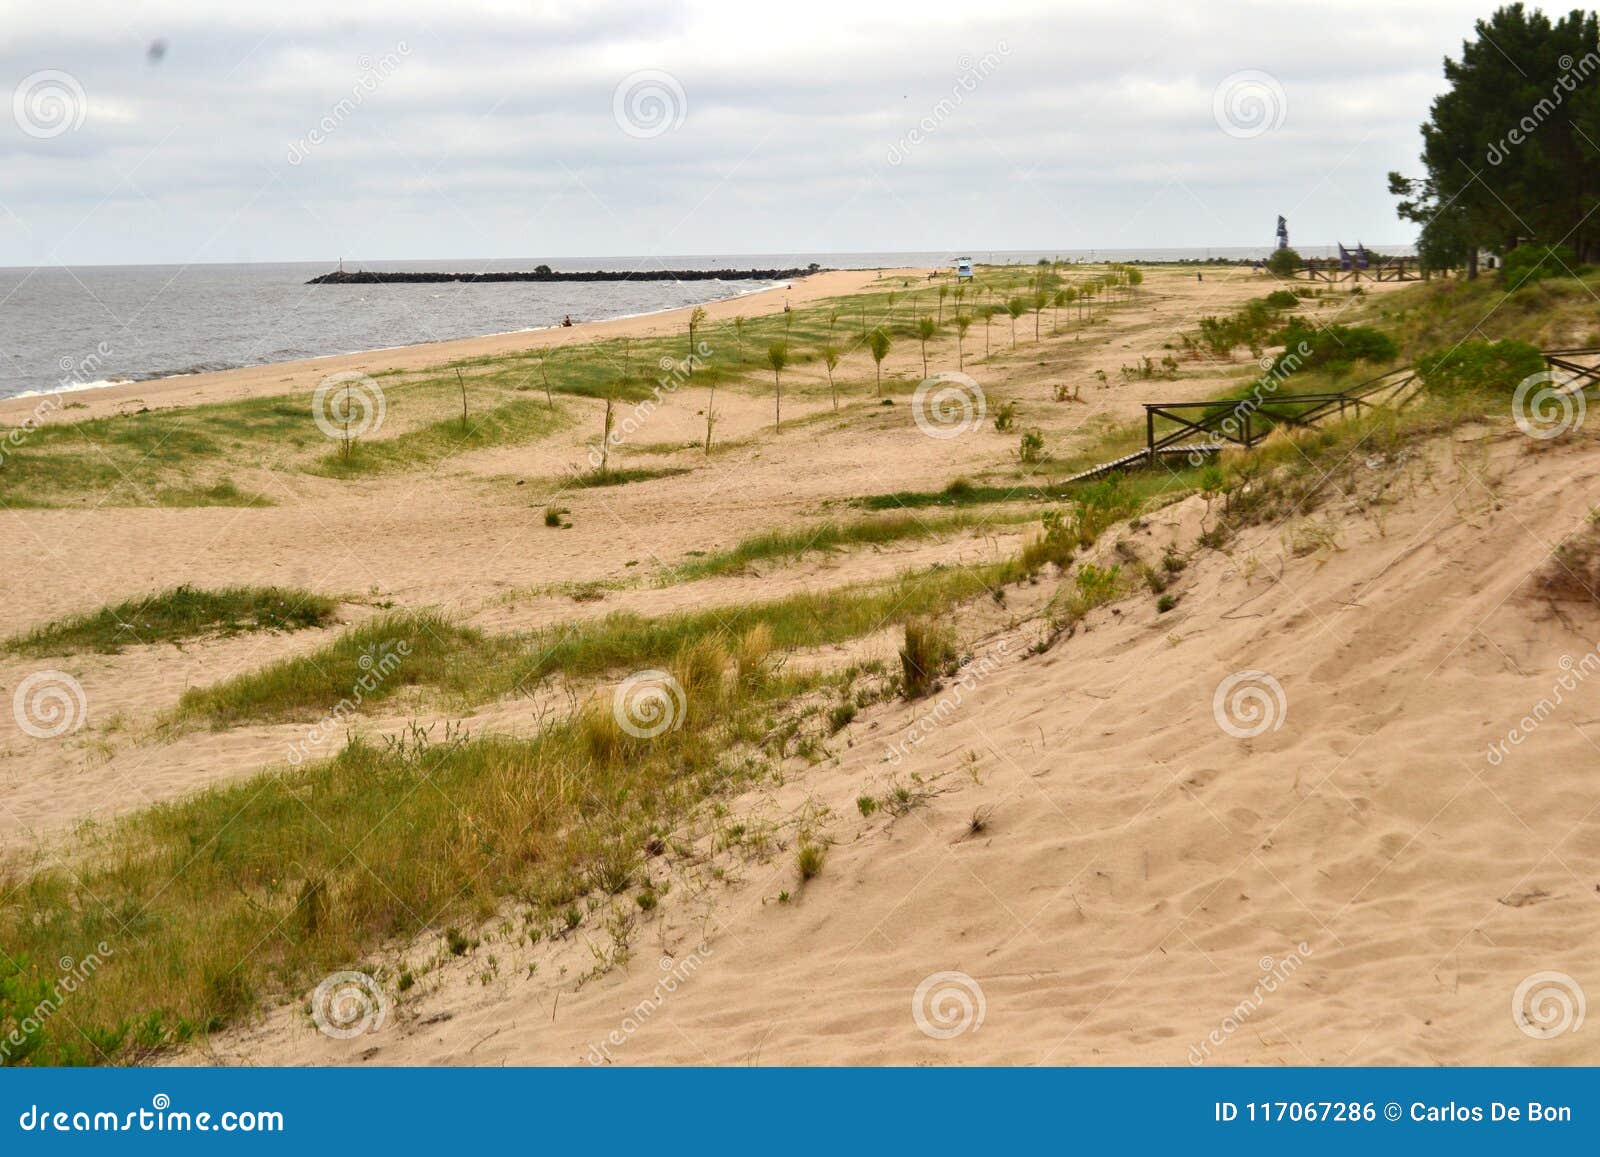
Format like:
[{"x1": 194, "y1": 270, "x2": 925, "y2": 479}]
[
  {"x1": 1416, "y1": 338, "x2": 1545, "y2": 398},
  {"x1": 1270, "y1": 321, "x2": 1397, "y2": 377},
  {"x1": 1156, "y1": 594, "x2": 1177, "y2": 613},
  {"x1": 544, "y1": 506, "x2": 566, "y2": 527},
  {"x1": 856, "y1": 794, "x2": 879, "y2": 817},
  {"x1": 828, "y1": 701, "x2": 857, "y2": 733},
  {"x1": 1019, "y1": 508, "x2": 1075, "y2": 575},
  {"x1": 1018, "y1": 429, "x2": 1045, "y2": 464},
  {"x1": 796, "y1": 842, "x2": 827, "y2": 881},
  {"x1": 1501, "y1": 244, "x2": 1579, "y2": 290},
  {"x1": 899, "y1": 619, "x2": 956, "y2": 698},
  {"x1": 993, "y1": 401, "x2": 1016, "y2": 432}
]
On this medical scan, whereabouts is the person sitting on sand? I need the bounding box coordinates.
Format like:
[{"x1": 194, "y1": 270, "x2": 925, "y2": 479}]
[{"x1": 562, "y1": 314, "x2": 573, "y2": 327}]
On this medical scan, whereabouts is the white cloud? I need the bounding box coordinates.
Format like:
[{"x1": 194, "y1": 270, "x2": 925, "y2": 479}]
[{"x1": 0, "y1": 0, "x2": 1495, "y2": 264}]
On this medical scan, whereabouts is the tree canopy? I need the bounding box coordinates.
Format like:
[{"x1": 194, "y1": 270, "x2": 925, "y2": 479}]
[{"x1": 1390, "y1": 4, "x2": 1600, "y2": 272}]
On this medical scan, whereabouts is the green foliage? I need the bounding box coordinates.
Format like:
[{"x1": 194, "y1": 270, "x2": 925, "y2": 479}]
[
  {"x1": 1266, "y1": 248, "x2": 1301, "y2": 278},
  {"x1": 796, "y1": 843, "x2": 827, "y2": 881},
  {"x1": 6, "y1": 585, "x2": 337, "y2": 656},
  {"x1": 1390, "y1": 6, "x2": 1600, "y2": 267},
  {"x1": 1416, "y1": 338, "x2": 1546, "y2": 396},
  {"x1": 1501, "y1": 245, "x2": 1580, "y2": 290},
  {"x1": 899, "y1": 618, "x2": 956, "y2": 698},
  {"x1": 1270, "y1": 321, "x2": 1398, "y2": 377},
  {"x1": 1018, "y1": 428, "x2": 1045, "y2": 463}
]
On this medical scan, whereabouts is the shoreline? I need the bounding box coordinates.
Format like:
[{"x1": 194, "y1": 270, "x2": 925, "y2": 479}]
[
  {"x1": 3, "y1": 278, "x2": 791, "y2": 402},
  {"x1": 0, "y1": 268, "x2": 903, "y2": 425}
]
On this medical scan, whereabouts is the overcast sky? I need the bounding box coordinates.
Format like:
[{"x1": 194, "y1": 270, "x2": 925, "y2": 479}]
[{"x1": 1, "y1": 0, "x2": 1496, "y2": 266}]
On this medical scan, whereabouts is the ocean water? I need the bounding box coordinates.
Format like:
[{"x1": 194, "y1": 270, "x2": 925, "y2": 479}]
[{"x1": 0, "y1": 246, "x2": 1412, "y2": 399}]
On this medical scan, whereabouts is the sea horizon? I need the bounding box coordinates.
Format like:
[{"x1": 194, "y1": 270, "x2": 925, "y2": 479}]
[{"x1": 0, "y1": 245, "x2": 1417, "y2": 399}]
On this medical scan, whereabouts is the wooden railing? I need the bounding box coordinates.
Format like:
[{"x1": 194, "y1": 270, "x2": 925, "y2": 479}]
[{"x1": 1064, "y1": 347, "x2": 1600, "y2": 485}]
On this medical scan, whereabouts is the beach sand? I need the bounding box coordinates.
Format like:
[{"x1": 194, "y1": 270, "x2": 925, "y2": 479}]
[
  {"x1": 18, "y1": 266, "x2": 1581, "y2": 1070},
  {"x1": 193, "y1": 423, "x2": 1600, "y2": 1068}
]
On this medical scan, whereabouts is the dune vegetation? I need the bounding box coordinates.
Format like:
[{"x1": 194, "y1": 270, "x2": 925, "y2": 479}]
[{"x1": 5, "y1": 585, "x2": 338, "y2": 655}]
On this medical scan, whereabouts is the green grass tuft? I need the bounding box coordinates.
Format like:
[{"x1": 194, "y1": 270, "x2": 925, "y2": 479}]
[{"x1": 6, "y1": 585, "x2": 338, "y2": 656}]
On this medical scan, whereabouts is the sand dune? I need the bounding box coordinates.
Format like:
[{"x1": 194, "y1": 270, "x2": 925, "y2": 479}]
[{"x1": 196, "y1": 423, "x2": 1600, "y2": 1067}]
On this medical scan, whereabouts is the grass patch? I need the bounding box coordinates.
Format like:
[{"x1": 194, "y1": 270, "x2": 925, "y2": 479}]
[
  {"x1": 172, "y1": 612, "x2": 511, "y2": 728},
  {"x1": 565, "y1": 466, "x2": 692, "y2": 489},
  {"x1": 514, "y1": 564, "x2": 1010, "y2": 688},
  {"x1": 310, "y1": 397, "x2": 569, "y2": 477},
  {"x1": 7, "y1": 586, "x2": 339, "y2": 656},
  {"x1": 668, "y1": 507, "x2": 1039, "y2": 581},
  {"x1": 0, "y1": 396, "x2": 317, "y2": 508},
  {"x1": 153, "y1": 480, "x2": 275, "y2": 508},
  {"x1": 174, "y1": 562, "x2": 1016, "y2": 731},
  {"x1": 0, "y1": 627, "x2": 823, "y2": 1064}
]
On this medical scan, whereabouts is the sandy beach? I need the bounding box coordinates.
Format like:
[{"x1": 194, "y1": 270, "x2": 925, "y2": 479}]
[
  {"x1": 6, "y1": 257, "x2": 1596, "y2": 1072},
  {"x1": 0, "y1": 269, "x2": 889, "y2": 426}
]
